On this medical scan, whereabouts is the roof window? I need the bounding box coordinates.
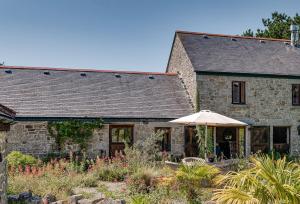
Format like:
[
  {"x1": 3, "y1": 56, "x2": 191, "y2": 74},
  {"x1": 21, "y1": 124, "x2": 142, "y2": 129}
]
[
  {"x1": 149, "y1": 75, "x2": 155, "y2": 79},
  {"x1": 203, "y1": 35, "x2": 209, "y2": 39},
  {"x1": 259, "y1": 40, "x2": 265, "y2": 43},
  {"x1": 231, "y1": 38, "x2": 237, "y2": 41},
  {"x1": 5, "y1": 70, "x2": 12, "y2": 74},
  {"x1": 80, "y1": 73, "x2": 87, "y2": 77},
  {"x1": 43, "y1": 71, "x2": 50, "y2": 75},
  {"x1": 115, "y1": 74, "x2": 121, "y2": 78}
]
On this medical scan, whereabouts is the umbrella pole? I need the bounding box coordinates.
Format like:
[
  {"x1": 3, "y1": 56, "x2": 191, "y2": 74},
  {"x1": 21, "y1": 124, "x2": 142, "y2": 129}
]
[{"x1": 205, "y1": 124, "x2": 207, "y2": 160}]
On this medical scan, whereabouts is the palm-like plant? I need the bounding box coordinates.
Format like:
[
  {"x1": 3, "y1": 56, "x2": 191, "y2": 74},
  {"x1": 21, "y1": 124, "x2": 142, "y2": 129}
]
[
  {"x1": 176, "y1": 162, "x2": 219, "y2": 202},
  {"x1": 213, "y1": 156, "x2": 300, "y2": 204}
]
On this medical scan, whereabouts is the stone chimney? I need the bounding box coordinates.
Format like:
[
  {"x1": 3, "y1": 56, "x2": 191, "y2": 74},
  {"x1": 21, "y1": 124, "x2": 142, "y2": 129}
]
[{"x1": 290, "y1": 24, "x2": 299, "y2": 46}]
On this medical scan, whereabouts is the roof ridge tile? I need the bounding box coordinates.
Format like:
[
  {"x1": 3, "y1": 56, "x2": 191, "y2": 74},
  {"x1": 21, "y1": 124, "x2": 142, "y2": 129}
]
[
  {"x1": 0, "y1": 66, "x2": 177, "y2": 76},
  {"x1": 176, "y1": 30, "x2": 290, "y2": 42}
]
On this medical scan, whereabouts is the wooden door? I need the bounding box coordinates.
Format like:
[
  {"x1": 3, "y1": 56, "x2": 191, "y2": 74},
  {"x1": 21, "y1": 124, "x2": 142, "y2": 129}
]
[{"x1": 109, "y1": 125, "x2": 133, "y2": 157}]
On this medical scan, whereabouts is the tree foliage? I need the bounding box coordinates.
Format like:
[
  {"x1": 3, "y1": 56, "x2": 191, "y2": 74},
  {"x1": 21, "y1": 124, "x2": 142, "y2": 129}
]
[
  {"x1": 48, "y1": 119, "x2": 104, "y2": 150},
  {"x1": 242, "y1": 12, "x2": 300, "y2": 39}
]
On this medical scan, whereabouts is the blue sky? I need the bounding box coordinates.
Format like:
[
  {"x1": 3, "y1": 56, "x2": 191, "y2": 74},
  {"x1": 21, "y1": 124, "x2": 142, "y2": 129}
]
[{"x1": 0, "y1": 0, "x2": 299, "y2": 72}]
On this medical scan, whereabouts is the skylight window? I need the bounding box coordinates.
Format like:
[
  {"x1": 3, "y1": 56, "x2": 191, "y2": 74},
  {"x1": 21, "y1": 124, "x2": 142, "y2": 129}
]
[
  {"x1": 149, "y1": 75, "x2": 155, "y2": 79},
  {"x1": 80, "y1": 73, "x2": 87, "y2": 77},
  {"x1": 115, "y1": 74, "x2": 121, "y2": 78},
  {"x1": 43, "y1": 71, "x2": 50, "y2": 75},
  {"x1": 5, "y1": 70, "x2": 12, "y2": 74}
]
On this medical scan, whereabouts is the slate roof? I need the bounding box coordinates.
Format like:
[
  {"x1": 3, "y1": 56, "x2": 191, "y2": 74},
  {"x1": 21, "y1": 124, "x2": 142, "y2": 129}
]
[
  {"x1": 176, "y1": 31, "x2": 300, "y2": 76},
  {"x1": 0, "y1": 66, "x2": 193, "y2": 119}
]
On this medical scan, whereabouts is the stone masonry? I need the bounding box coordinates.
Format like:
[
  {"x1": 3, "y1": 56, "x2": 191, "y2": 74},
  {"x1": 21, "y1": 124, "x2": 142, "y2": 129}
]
[
  {"x1": 7, "y1": 121, "x2": 185, "y2": 157},
  {"x1": 197, "y1": 74, "x2": 300, "y2": 155},
  {"x1": 7, "y1": 122, "x2": 55, "y2": 156},
  {"x1": 167, "y1": 35, "x2": 197, "y2": 110}
]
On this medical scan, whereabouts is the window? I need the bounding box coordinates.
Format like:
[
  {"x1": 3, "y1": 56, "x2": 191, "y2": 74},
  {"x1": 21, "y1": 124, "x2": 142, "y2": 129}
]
[
  {"x1": 292, "y1": 84, "x2": 300, "y2": 105},
  {"x1": 251, "y1": 126, "x2": 270, "y2": 153},
  {"x1": 110, "y1": 126, "x2": 133, "y2": 144},
  {"x1": 232, "y1": 81, "x2": 246, "y2": 104},
  {"x1": 273, "y1": 127, "x2": 290, "y2": 154},
  {"x1": 155, "y1": 127, "x2": 171, "y2": 152}
]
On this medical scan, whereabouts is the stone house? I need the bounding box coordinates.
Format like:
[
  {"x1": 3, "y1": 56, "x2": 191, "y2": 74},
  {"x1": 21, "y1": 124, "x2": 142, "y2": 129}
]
[
  {"x1": 167, "y1": 30, "x2": 300, "y2": 157},
  {"x1": 1, "y1": 28, "x2": 300, "y2": 159},
  {"x1": 0, "y1": 104, "x2": 15, "y2": 204}
]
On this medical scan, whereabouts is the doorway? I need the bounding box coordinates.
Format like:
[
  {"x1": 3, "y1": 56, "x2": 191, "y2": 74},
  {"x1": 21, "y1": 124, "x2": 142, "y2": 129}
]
[
  {"x1": 109, "y1": 125, "x2": 133, "y2": 157},
  {"x1": 251, "y1": 126, "x2": 270, "y2": 153},
  {"x1": 184, "y1": 126, "x2": 199, "y2": 157},
  {"x1": 273, "y1": 126, "x2": 290, "y2": 154},
  {"x1": 216, "y1": 127, "x2": 239, "y2": 159}
]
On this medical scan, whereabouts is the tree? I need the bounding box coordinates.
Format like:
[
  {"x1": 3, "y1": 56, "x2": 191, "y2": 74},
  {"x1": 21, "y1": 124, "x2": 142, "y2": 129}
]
[
  {"x1": 242, "y1": 12, "x2": 300, "y2": 39},
  {"x1": 242, "y1": 29, "x2": 254, "y2": 37}
]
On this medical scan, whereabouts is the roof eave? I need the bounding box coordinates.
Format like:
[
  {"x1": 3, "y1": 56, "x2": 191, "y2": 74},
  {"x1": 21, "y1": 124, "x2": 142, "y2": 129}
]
[{"x1": 196, "y1": 71, "x2": 300, "y2": 79}]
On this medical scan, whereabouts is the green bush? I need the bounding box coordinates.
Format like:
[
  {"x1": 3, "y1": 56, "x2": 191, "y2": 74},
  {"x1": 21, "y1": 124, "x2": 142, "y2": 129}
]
[
  {"x1": 127, "y1": 167, "x2": 158, "y2": 193},
  {"x1": 81, "y1": 173, "x2": 98, "y2": 187},
  {"x1": 92, "y1": 158, "x2": 129, "y2": 182},
  {"x1": 96, "y1": 165, "x2": 128, "y2": 182},
  {"x1": 176, "y1": 163, "x2": 219, "y2": 202},
  {"x1": 6, "y1": 151, "x2": 38, "y2": 168},
  {"x1": 124, "y1": 131, "x2": 164, "y2": 173}
]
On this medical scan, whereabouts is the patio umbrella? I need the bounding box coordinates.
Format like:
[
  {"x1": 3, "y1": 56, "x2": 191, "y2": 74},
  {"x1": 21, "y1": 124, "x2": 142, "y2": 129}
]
[{"x1": 170, "y1": 110, "x2": 247, "y2": 159}]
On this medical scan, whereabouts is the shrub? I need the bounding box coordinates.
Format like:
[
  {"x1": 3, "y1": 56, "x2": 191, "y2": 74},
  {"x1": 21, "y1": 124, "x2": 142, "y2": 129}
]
[
  {"x1": 127, "y1": 167, "x2": 158, "y2": 193},
  {"x1": 7, "y1": 151, "x2": 38, "y2": 168},
  {"x1": 42, "y1": 152, "x2": 68, "y2": 163},
  {"x1": 124, "y1": 131, "x2": 164, "y2": 173},
  {"x1": 81, "y1": 173, "x2": 98, "y2": 187},
  {"x1": 176, "y1": 163, "x2": 219, "y2": 202},
  {"x1": 213, "y1": 156, "x2": 300, "y2": 204},
  {"x1": 92, "y1": 157, "x2": 128, "y2": 182}
]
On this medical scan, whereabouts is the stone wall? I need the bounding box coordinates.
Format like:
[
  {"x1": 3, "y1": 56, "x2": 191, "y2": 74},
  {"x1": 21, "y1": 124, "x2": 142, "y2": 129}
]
[
  {"x1": 0, "y1": 131, "x2": 8, "y2": 204},
  {"x1": 7, "y1": 122, "x2": 56, "y2": 157},
  {"x1": 7, "y1": 121, "x2": 185, "y2": 157},
  {"x1": 197, "y1": 74, "x2": 300, "y2": 155},
  {"x1": 167, "y1": 35, "x2": 197, "y2": 110}
]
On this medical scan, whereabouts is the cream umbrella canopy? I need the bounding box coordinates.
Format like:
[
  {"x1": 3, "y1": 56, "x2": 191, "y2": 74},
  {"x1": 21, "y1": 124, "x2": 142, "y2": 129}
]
[{"x1": 170, "y1": 110, "x2": 247, "y2": 159}]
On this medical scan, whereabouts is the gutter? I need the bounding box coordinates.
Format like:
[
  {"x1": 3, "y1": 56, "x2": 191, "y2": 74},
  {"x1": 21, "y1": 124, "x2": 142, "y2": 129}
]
[
  {"x1": 15, "y1": 117, "x2": 180, "y2": 123},
  {"x1": 196, "y1": 71, "x2": 300, "y2": 79}
]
